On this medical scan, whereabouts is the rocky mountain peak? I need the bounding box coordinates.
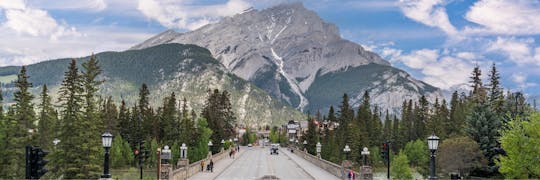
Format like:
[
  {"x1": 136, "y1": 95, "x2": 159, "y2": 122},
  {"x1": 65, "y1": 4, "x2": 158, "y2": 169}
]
[{"x1": 130, "y1": 3, "x2": 442, "y2": 113}]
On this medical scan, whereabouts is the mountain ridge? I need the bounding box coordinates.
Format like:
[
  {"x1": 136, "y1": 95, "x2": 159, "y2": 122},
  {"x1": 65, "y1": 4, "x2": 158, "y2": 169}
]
[{"x1": 132, "y1": 3, "x2": 443, "y2": 114}]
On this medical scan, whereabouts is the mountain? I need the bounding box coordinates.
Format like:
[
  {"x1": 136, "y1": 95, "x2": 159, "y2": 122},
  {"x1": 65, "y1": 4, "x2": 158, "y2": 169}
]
[
  {"x1": 131, "y1": 3, "x2": 443, "y2": 114},
  {"x1": 0, "y1": 43, "x2": 304, "y2": 127}
]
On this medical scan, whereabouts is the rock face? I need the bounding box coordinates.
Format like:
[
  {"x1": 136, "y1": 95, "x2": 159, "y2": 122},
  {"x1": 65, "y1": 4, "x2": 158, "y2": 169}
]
[{"x1": 131, "y1": 3, "x2": 443, "y2": 114}]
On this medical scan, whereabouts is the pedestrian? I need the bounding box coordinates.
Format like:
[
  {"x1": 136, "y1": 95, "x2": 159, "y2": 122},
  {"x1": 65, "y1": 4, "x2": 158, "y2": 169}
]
[
  {"x1": 209, "y1": 159, "x2": 214, "y2": 172},
  {"x1": 348, "y1": 170, "x2": 355, "y2": 180},
  {"x1": 200, "y1": 161, "x2": 205, "y2": 172}
]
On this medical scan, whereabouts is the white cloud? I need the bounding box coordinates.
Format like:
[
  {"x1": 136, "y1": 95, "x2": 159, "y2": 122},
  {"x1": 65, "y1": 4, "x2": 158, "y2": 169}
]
[
  {"x1": 28, "y1": 0, "x2": 107, "y2": 12},
  {"x1": 486, "y1": 37, "x2": 540, "y2": 66},
  {"x1": 393, "y1": 48, "x2": 473, "y2": 89},
  {"x1": 0, "y1": 0, "x2": 79, "y2": 39},
  {"x1": 0, "y1": 0, "x2": 25, "y2": 10},
  {"x1": 0, "y1": 26, "x2": 154, "y2": 66},
  {"x1": 137, "y1": 0, "x2": 251, "y2": 30},
  {"x1": 464, "y1": 0, "x2": 540, "y2": 35},
  {"x1": 511, "y1": 73, "x2": 538, "y2": 89},
  {"x1": 398, "y1": 0, "x2": 457, "y2": 36}
]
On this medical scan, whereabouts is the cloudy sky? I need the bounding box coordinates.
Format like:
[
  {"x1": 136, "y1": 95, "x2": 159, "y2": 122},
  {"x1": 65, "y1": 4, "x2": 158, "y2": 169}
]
[{"x1": 0, "y1": 0, "x2": 539, "y2": 96}]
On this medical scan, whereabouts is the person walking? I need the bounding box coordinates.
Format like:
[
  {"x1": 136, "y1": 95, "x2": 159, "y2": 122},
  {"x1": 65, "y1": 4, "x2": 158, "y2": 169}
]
[
  {"x1": 209, "y1": 159, "x2": 214, "y2": 173},
  {"x1": 348, "y1": 170, "x2": 355, "y2": 180},
  {"x1": 200, "y1": 161, "x2": 205, "y2": 172}
]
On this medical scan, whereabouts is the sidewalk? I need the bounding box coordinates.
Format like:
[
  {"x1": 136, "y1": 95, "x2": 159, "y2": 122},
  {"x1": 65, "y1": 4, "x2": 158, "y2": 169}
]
[
  {"x1": 188, "y1": 148, "x2": 245, "y2": 180},
  {"x1": 281, "y1": 148, "x2": 340, "y2": 180}
]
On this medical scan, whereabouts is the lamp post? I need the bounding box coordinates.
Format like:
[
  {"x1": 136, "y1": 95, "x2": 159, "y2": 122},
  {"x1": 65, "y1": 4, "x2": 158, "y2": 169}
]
[
  {"x1": 343, "y1": 145, "x2": 351, "y2": 160},
  {"x1": 101, "y1": 132, "x2": 113, "y2": 179},
  {"x1": 428, "y1": 134, "x2": 440, "y2": 180},
  {"x1": 316, "y1": 142, "x2": 322, "y2": 158},
  {"x1": 208, "y1": 140, "x2": 213, "y2": 154},
  {"x1": 180, "y1": 143, "x2": 187, "y2": 159},
  {"x1": 221, "y1": 139, "x2": 225, "y2": 151},
  {"x1": 361, "y1": 147, "x2": 370, "y2": 166}
]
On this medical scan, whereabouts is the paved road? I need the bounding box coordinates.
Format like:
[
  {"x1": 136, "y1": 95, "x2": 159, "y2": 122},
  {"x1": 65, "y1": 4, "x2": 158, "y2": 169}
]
[{"x1": 214, "y1": 146, "x2": 338, "y2": 180}]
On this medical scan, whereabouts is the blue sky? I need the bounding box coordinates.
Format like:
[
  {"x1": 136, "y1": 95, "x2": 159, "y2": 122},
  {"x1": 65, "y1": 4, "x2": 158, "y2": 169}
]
[{"x1": 0, "y1": 0, "x2": 539, "y2": 98}]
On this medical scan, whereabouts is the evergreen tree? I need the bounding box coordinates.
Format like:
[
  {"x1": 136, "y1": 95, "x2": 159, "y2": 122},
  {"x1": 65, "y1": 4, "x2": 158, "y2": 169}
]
[
  {"x1": 357, "y1": 91, "x2": 372, "y2": 145},
  {"x1": 80, "y1": 54, "x2": 104, "y2": 177},
  {"x1": 371, "y1": 106, "x2": 383, "y2": 146},
  {"x1": 438, "y1": 99, "x2": 450, "y2": 139},
  {"x1": 415, "y1": 95, "x2": 429, "y2": 140},
  {"x1": 161, "y1": 92, "x2": 178, "y2": 145},
  {"x1": 179, "y1": 97, "x2": 197, "y2": 147},
  {"x1": 57, "y1": 59, "x2": 89, "y2": 178},
  {"x1": 391, "y1": 115, "x2": 400, "y2": 152},
  {"x1": 37, "y1": 85, "x2": 59, "y2": 150},
  {"x1": 5, "y1": 66, "x2": 38, "y2": 178},
  {"x1": 117, "y1": 100, "x2": 131, "y2": 142},
  {"x1": 0, "y1": 107, "x2": 22, "y2": 178},
  {"x1": 138, "y1": 84, "x2": 152, "y2": 140},
  {"x1": 383, "y1": 109, "x2": 392, "y2": 141},
  {"x1": 202, "y1": 89, "x2": 237, "y2": 153},
  {"x1": 101, "y1": 96, "x2": 118, "y2": 134},
  {"x1": 466, "y1": 103, "x2": 501, "y2": 170},
  {"x1": 449, "y1": 91, "x2": 467, "y2": 136},
  {"x1": 336, "y1": 94, "x2": 353, "y2": 150},
  {"x1": 470, "y1": 65, "x2": 487, "y2": 104},
  {"x1": 305, "y1": 115, "x2": 319, "y2": 155},
  {"x1": 487, "y1": 63, "x2": 504, "y2": 114}
]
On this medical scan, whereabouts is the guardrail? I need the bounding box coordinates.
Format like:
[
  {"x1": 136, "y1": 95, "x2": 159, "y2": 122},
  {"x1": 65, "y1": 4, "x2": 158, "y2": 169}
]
[
  {"x1": 170, "y1": 149, "x2": 231, "y2": 180},
  {"x1": 291, "y1": 148, "x2": 359, "y2": 179}
]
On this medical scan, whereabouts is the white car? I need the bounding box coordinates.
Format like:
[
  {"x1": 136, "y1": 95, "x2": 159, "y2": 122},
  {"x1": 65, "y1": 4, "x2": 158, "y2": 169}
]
[{"x1": 247, "y1": 143, "x2": 252, "y2": 147}]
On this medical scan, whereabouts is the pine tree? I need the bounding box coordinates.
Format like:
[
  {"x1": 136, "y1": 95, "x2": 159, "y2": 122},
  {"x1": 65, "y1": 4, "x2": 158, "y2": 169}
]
[
  {"x1": 371, "y1": 106, "x2": 383, "y2": 146},
  {"x1": 0, "y1": 107, "x2": 22, "y2": 178},
  {"x1": 138, "y1": 84, "x2": 152, "y2": 140},
  {"x1": 57, "y1": 59, "x2": 88, "y2": 178},
  {"x1": 202, "y1": 89, "x2": 237, "y2": 153},
  {"x1": 470, "y1": 65, "x2": 487, "y2": 104},
  {"x1": 383, "y1": 109, "x2": 392, "y2": 141},
  {"x1": 37, "y1": 85, "x2": 59, "y2": 150},
  {"x1": 336, "y1": 94, "x2": 353, "y2": 150},
  {"x1": 161, "y1": 92, "x2": 177, "y2": 145},
  {"x1": 6, "y1": 66, "x2": 37, "y2": 178},
  {"x1": 305, "y1": 115, "x2": 319, "y2": 155},
  {"x1": 438, "y1": 99, "x2": 450, "y2": 138},
  {"x1": 415, "y1": 95, "x2": 429, "y2": 140},
  {"x1": 80, "y1": 54, "x2": 104, "y2": 177},
  {"x1": 179, "y1": 97, "x2": 197, "y2": 147},
  {"x1": 357, "y1": 91, "x2": 372, "y2": 145},
  {"x1": 487, "y1": 63, "x2": 504, "y2": 114},
  {"x1": 449, "y1": 91, "x2": 466, "y2": 136},
  {"x1": 466, "y1": 103, "x2": 502, "y2": 169},
  {"x1": 391, "y1": 115, "x2": 400, "y2": 152},
  {"x1": 101, "y1": 96, "x2": 118, "y2": 134},
  {"x1": 117, "y1": 100, "x2": 131, "y2": 142}
]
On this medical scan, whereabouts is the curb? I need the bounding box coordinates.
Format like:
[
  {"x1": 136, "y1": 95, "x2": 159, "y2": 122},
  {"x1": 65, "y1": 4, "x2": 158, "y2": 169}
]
[{"x1": 280, "y1": 148, "x2": 316, "y2": 180}]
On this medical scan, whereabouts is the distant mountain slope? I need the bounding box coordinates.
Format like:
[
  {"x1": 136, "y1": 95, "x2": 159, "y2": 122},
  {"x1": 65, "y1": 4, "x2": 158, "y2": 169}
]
[
  {"x1": 131, "y1": 3, "x2": 443, "y2": 114},
  {"x1": 0, "y1": 43, "x2": 304, "y2": 127}
]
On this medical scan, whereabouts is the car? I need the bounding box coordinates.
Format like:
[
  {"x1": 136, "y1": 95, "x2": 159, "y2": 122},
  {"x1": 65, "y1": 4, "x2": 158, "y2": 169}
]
[
  {"x1": 270, "y1": 144, "x2": 279, "y2": 155},
  {"x1": 247, "y1": 143, "x2": 252, "y2": 147}
]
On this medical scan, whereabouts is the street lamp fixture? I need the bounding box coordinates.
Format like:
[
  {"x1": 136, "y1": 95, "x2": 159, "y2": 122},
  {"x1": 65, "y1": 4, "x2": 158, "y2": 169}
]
[
  {"x1": 361, "y1": 147, "x2": 370, "y2": 166},
  {"x1": 180, "y1": 143, "x2": 187, "y2": 159},
  {"x1": 427, "y1": 134, "x2": 440, "y2": 180},
  {"x1": 343, "y1": 145, "x2": 351, "y2": 160},
  {"x1": 316, "y1": 142, "x2": 322, "y2": 158},
  {"x1": 101, "y1": 132, "x2": 113, "y2": 179}
]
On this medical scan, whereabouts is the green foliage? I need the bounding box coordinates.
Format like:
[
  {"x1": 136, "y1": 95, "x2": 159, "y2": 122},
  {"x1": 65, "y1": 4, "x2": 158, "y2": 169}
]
[
  {"x1": 438, "y1": 136, "x2": 486, "y2": 178},
  {"x1": 202, "y1": 89, "x2": 237, "y2": 153},
  {"x1": 37, "y1": 85, "x2": 59, "y2": 150},
  {"x1": 391, "y1": 153, "x2": 413, "y2": 179},
  {"x1": 111, "y1": 136, "x2": 133, "y2": 168},
  {"x1": 466, "y1": 103, "x2": 501, "y2": 167},
  {"x1": 305, "y1": 115, "x2": 319, "y2": 155},
  {"x1": 402, "y1": 140, "x2": 429, "y2": 175},
  {"x1": 188, "y1": 118, "x2": 212, "y2": 163},
  {"x1": 497, "y1": 114, "x2": 540, "y2": 178}
]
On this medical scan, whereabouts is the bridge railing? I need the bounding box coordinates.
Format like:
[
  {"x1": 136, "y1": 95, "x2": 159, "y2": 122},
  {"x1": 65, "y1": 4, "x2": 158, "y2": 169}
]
[
  {"x1": 170, "y1": 149, "x2": 231, "y2": 180},
  {"x1": 292, "y1": 147, "x2": 359, "y2": 179}
]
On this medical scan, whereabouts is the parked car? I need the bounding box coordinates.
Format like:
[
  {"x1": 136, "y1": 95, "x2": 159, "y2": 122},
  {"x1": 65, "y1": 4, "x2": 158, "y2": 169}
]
[{"x1": 247, "y1": 143, "x2": 253, "y2": 147}]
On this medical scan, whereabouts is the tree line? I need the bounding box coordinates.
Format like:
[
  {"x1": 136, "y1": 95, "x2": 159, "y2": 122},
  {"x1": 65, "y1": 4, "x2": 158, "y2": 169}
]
[
  {"x1": 301, "y1": 63, "x2": 537, "y2": 178},
  {"x1": 0, "y1": 56, "x2": 237, "y2": 179}
]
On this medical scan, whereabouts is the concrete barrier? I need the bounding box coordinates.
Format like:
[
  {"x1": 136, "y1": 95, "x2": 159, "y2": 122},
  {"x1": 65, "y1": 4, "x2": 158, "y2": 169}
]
[
  {"x1": 291, "y1": 148, "x2": 359, "y2": 179},
  {"x1": 170, "y1": 149, "x2": 231, "y2": 180}
]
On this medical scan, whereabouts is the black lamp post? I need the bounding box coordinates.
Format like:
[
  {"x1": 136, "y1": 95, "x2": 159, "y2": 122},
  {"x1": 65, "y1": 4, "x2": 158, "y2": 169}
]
[
  {"x1": 208, "y1": 140, "x2": 213, "y2": 154},
  {"x1": 101, "y1": 132, "x2": 113, "y2": 179},
  {"x1": 428, "y1": 134, "x2": 440, "y2": 180},
  {"x1": 361, "y1": 147, "x2": 370, "y2": 166},
  {"x1": 343, "y1": 145, "x2": 351, "y2": 160}
]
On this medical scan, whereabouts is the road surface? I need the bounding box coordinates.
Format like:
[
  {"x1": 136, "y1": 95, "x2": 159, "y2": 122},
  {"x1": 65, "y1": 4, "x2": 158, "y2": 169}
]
[{"x1": 213, "y1": 146, "x2": 339, "y2": 180}]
